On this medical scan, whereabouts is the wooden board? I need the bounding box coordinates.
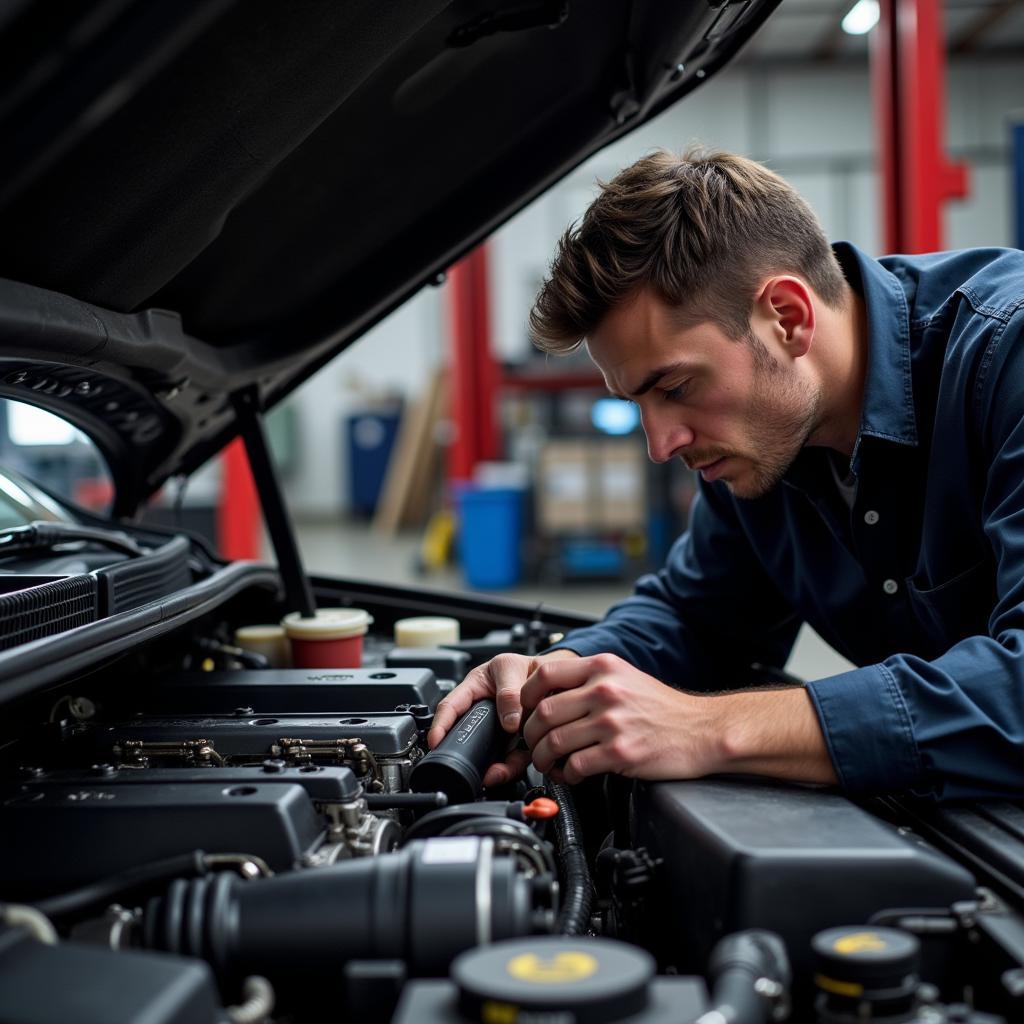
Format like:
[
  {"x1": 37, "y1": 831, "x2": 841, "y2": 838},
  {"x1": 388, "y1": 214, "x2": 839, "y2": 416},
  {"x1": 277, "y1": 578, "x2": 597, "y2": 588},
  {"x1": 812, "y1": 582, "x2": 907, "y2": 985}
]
[{"x1": 373, "y1": 369, "x2": 447, "y2": 533}]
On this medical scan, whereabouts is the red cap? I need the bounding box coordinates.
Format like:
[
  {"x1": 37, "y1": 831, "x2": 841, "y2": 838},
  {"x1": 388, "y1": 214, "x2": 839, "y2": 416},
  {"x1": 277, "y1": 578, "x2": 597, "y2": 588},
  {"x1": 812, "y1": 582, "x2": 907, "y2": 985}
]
[{"x1": 523, "y1": 797, "x2": 560, "y2": 820}]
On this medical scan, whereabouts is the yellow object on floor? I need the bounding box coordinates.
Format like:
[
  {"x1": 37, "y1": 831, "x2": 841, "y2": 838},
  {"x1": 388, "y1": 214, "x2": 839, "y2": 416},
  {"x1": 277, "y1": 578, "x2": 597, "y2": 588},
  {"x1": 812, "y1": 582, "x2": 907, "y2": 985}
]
[{"x1": 420, "y1": 508, "x2": 455, "y2": 571}]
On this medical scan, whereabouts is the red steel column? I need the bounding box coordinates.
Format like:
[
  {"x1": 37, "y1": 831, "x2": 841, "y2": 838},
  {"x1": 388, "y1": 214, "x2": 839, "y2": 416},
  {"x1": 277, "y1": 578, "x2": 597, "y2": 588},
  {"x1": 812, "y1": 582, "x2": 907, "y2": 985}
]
[
  {"x1": 218, "y1": 438, "x2": 261, "y2": 559},
  {"x1": 446, "y1": 245, "x2": 500, "y2": 484},
  {"x1": 872, "y1": 0, "x2": 969, "y2": 252}
]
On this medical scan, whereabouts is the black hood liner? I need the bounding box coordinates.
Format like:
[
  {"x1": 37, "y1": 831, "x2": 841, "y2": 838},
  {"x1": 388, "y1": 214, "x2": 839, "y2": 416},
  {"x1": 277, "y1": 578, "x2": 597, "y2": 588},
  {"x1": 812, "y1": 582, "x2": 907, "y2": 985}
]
[{"x1": 0, "y1": 0, "x2": 777, "y2": 510}]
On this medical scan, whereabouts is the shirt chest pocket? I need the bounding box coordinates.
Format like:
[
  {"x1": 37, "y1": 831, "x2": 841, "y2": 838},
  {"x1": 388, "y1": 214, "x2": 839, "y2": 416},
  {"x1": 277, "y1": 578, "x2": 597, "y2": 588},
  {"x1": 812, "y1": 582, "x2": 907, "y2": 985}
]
[{"x1": 904, "y1": 558, "x2": 996, "y2": 650}]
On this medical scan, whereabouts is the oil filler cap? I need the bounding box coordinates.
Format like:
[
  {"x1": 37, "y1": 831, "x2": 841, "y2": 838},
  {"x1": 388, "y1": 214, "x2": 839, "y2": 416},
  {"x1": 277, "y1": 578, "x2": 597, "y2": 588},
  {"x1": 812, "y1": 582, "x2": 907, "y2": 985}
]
[
  {"x1": 452, "y1": 937, "x2": 654, "y2": 1024},
  {"x1": 812, "y1": 925, "x2": 920, "y2": 1013}
]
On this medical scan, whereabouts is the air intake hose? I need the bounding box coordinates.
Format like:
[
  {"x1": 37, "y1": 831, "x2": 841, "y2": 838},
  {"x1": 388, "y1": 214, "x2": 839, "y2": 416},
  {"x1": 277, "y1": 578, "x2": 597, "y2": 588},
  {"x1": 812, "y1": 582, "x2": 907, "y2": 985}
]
[{"x1": 142, "y1": 837, "x2": 553, "y2": 982}]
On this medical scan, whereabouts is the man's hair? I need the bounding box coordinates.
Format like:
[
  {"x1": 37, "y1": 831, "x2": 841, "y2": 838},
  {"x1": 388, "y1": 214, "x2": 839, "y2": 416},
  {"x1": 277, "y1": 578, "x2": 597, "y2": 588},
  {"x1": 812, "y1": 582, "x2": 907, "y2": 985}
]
[{"x1": 529, "y1": 147, "x2": 847, "y2": 353}]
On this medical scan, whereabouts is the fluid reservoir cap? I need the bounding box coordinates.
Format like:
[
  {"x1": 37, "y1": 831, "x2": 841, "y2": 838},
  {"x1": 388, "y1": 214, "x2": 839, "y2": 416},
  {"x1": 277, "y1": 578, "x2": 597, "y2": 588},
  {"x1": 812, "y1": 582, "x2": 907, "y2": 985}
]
[
  {"x1": 394, "y1": 616, "x2": 460, "y2": 647},
  {"x1": 453, "y1": 937, "x2": 654, "y2": 1024},
  {"x1": 282, "y1": 608, "x2": 372, "y2": 640},
  {"x1": 812, "y1": 926, "x2": 920, "y2": 1002}
]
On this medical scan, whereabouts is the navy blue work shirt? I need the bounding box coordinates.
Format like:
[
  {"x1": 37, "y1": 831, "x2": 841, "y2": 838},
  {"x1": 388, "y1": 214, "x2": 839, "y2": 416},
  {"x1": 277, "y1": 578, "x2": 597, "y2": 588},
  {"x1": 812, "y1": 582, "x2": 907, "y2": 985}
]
[{"x1": 554, "y1": 242, "x2": 1024, "y2": 800}]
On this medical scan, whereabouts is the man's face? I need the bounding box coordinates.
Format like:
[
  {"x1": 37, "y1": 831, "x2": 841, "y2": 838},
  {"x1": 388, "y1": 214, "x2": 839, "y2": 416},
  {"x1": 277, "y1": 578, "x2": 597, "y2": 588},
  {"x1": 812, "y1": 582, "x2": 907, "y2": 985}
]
[{"x1": 587, "y1": 288, "x2": 822, "y2": 499}]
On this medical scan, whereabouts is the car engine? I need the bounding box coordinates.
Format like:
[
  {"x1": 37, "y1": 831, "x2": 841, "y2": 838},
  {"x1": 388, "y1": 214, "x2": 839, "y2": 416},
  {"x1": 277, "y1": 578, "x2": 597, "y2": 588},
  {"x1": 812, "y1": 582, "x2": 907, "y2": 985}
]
[{"x1": 1, "y1": 550, "x2": 1023, "y2": 1024}]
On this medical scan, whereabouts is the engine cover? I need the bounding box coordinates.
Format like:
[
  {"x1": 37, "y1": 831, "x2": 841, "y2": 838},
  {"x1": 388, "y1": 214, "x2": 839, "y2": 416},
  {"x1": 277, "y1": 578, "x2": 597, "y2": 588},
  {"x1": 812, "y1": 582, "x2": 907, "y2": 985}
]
[
  {"x1": 0, "y1": 781, "x2": 324, "y2": 897},
  {"x1": 135, "y1": 668, "x2": 441, "y2": 715}
]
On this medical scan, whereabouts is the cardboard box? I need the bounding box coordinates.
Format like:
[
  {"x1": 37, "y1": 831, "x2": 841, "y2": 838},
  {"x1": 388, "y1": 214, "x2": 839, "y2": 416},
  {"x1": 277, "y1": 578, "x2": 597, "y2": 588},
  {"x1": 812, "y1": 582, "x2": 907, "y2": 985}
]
[
  {"x1": 536, "y1": 439, "x2": 647, "y2": 534},
  {"x1": 537, "y1": 441, "x2": 591, "y2": 532},
  {"x1": 597, "y1": 440, "x2": 646, "y2": 530}
]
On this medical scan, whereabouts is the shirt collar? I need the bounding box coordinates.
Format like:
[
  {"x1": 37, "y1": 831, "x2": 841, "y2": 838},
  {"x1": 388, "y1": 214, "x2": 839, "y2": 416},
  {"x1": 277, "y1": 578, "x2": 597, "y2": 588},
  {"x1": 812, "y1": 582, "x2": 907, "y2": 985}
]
[
  {"x1": 834, "y1": 241, "x2": 918, "y2": 472},
  {"x1": 780, "y1": 243, "x2": 917, "y2": 494}
]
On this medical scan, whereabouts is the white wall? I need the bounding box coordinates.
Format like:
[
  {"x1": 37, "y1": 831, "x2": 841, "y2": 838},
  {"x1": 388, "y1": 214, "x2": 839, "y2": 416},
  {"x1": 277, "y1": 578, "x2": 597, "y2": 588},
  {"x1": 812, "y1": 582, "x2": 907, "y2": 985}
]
[
  {"x1": 287, "y1": 56, "x2": 1021, "y2": 515},
  {"x1": 492, "y1": 56, "x2": 1021, "y2": 357},
  {"x1": 287, "y1": 286, "x2": 445, "y2": 516}
]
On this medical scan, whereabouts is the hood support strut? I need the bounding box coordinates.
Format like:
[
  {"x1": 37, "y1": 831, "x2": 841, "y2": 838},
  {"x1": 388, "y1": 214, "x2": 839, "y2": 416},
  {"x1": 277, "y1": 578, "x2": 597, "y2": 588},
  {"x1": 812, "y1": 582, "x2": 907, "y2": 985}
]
[{"x1": 231, "y1": 386, "x2": 317, "y2": 619}]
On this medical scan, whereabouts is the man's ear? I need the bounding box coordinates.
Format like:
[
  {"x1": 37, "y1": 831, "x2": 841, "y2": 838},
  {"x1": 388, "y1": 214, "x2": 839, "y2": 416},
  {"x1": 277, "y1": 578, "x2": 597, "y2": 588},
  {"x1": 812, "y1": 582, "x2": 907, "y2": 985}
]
[{"x1": 754, "y1": 277, "x2": 814, "y2": 358}]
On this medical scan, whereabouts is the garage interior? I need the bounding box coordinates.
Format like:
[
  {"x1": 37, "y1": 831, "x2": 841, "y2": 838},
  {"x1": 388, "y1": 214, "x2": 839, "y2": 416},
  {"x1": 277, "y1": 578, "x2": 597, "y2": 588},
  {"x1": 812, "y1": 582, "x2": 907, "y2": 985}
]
[
  {"x1": 9, "y1": 0, "x2": 1016, "y2": 679},
  {"x1": 2, "y1": 2, "x2": 1024, "y2": 1022},
  {"x1": 3, "y1": 0, "x2": 1020, "y2": 683}
]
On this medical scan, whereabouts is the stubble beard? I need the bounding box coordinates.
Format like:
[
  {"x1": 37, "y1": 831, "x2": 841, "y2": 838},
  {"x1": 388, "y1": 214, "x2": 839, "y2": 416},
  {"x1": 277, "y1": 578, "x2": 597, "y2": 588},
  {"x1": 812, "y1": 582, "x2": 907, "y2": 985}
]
[
  {"x1": 678, "y1": 330, "x2": 822, "y2": 499},
  {"x1": 731, "y1": 362, "x2": 821, "y2": 499},
  {"x1": 703, "y1": 329, "x2": 822, "y2": 500}
]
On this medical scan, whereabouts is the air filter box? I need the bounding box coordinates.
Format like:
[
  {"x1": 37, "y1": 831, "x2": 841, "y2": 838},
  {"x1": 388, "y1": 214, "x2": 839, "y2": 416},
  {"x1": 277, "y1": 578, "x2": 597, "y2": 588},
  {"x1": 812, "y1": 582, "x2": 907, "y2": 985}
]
[{"x1": 632, "y1": 779, "x2": 975, "y2": 983}]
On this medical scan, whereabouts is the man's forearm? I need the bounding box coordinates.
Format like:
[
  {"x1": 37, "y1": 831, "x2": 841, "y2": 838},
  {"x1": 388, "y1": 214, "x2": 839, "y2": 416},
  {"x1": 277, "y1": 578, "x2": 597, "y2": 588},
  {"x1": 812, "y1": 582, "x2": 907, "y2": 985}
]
[
  {"x1": 518, "y1": 653, "x2": 837, "y2": 786},
  {"x1": 709, "y1": 686, "x2": 837, "y2": 784}
]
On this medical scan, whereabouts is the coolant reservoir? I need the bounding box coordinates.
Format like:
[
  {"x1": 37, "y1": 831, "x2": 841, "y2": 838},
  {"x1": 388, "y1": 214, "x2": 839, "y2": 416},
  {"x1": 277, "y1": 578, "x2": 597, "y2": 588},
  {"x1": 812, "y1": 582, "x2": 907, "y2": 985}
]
[{"x1": 394, "y1": 616, "x2": 460, "y2": 647}]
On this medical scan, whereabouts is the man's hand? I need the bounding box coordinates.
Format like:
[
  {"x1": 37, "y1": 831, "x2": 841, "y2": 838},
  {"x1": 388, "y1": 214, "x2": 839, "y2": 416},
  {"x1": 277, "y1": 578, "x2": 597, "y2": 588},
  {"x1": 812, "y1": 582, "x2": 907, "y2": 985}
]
[
  {"x1": 520, "y1": 653, "x2": 719, "y2": 784},
  {"x1": 519, "y1": 652, "x2": 837, "y2": 787},
  {"x1": 427, "y1": 649, "x2": 580, "y2": 786}
]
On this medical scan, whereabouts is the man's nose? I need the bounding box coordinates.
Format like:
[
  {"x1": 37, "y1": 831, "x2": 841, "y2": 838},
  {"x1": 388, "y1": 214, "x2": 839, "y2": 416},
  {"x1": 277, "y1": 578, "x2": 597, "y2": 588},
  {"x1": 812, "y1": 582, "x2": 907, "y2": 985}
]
[{"x1": 641, "y1": 407, "x2": 695, "y2": 464}]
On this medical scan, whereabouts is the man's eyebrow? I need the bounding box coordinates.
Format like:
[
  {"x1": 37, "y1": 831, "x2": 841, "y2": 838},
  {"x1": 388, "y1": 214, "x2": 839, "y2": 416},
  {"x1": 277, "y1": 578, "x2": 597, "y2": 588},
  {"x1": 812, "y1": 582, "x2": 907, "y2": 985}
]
[{"x1": 608, "y1": 362, "x2": 696, "y2": 401}]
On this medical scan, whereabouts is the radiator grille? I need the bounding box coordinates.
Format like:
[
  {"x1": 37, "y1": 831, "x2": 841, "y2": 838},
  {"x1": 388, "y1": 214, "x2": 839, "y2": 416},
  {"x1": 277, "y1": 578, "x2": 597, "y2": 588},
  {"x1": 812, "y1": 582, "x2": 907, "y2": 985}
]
[{"x1": 0, "y1": 574, "x2": 98, "y2": 651}]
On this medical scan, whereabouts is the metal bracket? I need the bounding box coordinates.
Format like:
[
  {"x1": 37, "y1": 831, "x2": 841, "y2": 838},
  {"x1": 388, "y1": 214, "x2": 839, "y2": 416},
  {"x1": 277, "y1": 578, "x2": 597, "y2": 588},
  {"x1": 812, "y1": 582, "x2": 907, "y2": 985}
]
[{"x1": 230, "y1": 385, "x2": 316, "y2": 619}]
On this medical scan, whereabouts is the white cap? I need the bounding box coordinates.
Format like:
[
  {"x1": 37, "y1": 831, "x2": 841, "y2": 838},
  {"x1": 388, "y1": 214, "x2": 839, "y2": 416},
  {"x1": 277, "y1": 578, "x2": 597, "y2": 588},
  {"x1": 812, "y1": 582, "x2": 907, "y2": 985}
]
[
  {"x1": 394, "y1": 616, "x2": 460, "y2": 647},
  {"x1": 281, "y1": 608, "x2": 373, "y2": 640},
  {"x1": 234, "y1": 624, "x2": 290, "y2": 667}
]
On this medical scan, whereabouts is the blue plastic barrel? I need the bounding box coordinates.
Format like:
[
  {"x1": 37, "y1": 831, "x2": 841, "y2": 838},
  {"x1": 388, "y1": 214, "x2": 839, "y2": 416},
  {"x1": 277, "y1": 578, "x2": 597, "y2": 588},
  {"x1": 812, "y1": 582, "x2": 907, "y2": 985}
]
[{"x1": 456, "y1": 485, "x2": 523, "y2": 589}]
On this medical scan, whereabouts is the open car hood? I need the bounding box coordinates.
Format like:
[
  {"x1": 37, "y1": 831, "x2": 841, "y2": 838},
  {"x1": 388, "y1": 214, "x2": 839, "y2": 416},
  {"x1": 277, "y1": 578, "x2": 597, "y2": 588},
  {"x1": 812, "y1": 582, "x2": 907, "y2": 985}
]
[{"x1": 0, "y1": 0, "x2": 777, "y2": 514}]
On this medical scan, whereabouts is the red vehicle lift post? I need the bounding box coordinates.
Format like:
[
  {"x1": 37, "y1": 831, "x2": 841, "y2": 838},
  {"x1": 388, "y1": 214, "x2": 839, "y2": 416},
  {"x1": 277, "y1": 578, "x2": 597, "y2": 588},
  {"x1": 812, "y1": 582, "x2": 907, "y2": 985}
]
[
  {"x1": 872, "y1": 0, "x2": 969, "y2": 252},
  {"x1": 446, "y1": 245, "x2": 500, "y2": 485}
]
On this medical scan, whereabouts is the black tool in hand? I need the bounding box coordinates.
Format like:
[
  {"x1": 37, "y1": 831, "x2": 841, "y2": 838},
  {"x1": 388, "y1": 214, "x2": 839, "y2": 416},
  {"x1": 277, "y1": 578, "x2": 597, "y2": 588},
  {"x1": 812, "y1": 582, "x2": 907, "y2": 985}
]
[{"x1": 410, "y1": 699, "x2": 509, "y2": 803}]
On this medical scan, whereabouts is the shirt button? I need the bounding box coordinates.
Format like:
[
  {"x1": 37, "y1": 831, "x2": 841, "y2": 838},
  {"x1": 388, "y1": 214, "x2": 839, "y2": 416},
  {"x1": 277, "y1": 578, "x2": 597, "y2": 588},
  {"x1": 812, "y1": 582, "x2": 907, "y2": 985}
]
[
  {"x1": 864, "y1": 510, "x2": 880, "y2": 525},
  {"x1": 882, "y1": 578, "x2": 899, "y2": 595}
]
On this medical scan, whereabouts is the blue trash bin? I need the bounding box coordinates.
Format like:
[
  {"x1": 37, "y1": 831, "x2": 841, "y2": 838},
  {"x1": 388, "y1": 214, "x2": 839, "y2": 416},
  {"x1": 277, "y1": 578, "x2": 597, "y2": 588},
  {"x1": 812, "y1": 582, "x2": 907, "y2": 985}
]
[
  {"x1": 456, "y1": 485, "x2": 523, "y2": 589},
  {"x1": 346, "y1": 411, "x2": 401, "y2": 517}
]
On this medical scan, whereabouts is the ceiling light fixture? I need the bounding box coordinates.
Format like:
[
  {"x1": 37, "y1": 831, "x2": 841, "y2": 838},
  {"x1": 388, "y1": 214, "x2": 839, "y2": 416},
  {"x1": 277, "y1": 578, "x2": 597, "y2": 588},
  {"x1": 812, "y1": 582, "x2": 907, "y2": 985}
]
[{"x1": 842, "y1": 0, "x2": 880, "y2": 35}]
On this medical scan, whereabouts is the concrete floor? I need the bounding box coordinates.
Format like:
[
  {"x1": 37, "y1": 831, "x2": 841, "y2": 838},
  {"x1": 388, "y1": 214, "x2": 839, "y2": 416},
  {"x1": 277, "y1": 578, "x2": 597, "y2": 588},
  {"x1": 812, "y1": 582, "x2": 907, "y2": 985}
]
[{"x1": 289, "y1": 518, "x2": 854, "y2": 683}]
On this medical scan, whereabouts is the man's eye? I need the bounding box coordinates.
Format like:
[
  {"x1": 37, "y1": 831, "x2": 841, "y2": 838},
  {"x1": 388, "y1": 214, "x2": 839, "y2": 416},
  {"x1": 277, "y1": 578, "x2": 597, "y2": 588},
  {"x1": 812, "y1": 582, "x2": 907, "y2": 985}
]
[{"x1": 662, "y1": 381, "x2": 690, "y2": 401}]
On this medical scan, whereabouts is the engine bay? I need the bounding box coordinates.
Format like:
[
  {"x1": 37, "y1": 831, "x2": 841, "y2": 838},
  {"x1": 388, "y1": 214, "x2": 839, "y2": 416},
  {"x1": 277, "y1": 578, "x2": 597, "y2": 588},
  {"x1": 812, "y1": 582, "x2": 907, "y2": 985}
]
[{"x1": 1, "y1": 543, "x2": 1023, "y2": 1024}]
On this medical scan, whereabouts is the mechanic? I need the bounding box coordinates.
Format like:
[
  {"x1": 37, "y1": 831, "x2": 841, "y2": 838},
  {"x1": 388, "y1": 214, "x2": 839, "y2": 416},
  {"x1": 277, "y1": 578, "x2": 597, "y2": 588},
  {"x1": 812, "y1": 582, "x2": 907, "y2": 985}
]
[{"x1": 428, "y1": 148, "x2": 1024, "y2": 801}]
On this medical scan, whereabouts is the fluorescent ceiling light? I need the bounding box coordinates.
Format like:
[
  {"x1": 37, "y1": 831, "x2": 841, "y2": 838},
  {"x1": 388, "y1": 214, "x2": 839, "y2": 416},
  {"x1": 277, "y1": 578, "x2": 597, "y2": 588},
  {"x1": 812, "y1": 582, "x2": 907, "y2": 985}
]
[{"x1": 842, "y1": 0, "x2": 880, "y2": 35}]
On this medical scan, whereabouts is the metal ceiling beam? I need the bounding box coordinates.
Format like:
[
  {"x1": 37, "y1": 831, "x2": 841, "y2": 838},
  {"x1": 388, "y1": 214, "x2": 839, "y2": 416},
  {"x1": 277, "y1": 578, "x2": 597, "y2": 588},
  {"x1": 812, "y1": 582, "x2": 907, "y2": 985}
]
[
  {"x1": 951, "y1": 0, "x2": 1020, "y2": 53},
  {"x1": 736, "y1": 45, "x2": 1024, "y2": 69},
  {"x1": 810, "y1": 0, "x2": 857, "y2": 61},
  {"x1": 812, "y1": 19, "x2": 847, "y2": 61}
]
